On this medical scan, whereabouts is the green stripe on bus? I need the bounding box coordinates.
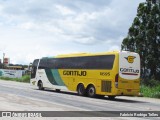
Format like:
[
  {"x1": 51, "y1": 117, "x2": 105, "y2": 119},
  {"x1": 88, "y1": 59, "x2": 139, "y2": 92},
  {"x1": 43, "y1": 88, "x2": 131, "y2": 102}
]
[
  {"x1": 45, "y1": 69, "x2": 65, "y2": 86},
  {"x1": 51, "y1": 69, "x2": 65, "y2": 86},
  {"x1": 45, "y1": 69, "x2": 58, "y2": 85}
]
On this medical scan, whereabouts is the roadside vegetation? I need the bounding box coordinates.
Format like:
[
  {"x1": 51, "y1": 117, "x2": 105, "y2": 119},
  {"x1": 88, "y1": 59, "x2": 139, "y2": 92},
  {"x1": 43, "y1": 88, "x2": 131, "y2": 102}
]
[
  {"x1": 140, "y1": 79, "x2": 160, "y2": 98},
  {"x1": 0, "y1": 75, "x2": 30, "y2": 83}
]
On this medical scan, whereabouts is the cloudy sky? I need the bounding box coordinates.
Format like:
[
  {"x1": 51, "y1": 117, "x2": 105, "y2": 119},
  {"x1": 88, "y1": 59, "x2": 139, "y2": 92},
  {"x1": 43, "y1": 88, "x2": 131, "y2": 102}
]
[{"x1": 0, "y1": 0, "x2": 145, "y2": 65}]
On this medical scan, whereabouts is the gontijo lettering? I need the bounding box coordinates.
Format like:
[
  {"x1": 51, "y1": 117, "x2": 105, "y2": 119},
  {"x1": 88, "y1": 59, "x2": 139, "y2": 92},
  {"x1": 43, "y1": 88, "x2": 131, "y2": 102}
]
[
  {"x1": 63, "y1": 71, "x2": 87, "y2": 76},
  {"x1": 120, "y1": 68, "x2": 139, "y2": 75}
]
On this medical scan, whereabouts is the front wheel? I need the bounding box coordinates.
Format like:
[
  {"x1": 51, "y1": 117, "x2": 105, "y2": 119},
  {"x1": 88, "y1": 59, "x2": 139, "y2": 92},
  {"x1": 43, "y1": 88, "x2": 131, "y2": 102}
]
[
  {"x1": 87, "y1": 85, "x2": 96, "y2": 98},
  {"x1": 38, "y1": 81, "x2": 44, "y2": 90}
]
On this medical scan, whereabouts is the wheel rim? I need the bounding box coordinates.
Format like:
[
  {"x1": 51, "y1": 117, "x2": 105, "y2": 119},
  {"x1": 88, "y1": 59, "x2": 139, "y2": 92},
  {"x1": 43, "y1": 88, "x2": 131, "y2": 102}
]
[
  {"x1": 38, "y1": 82, "x2": 43, "y2": 90},
  {"x1": 78, "y1": 85, "x2": 85, "y2": 95},
  {"x1": 79, "y1": 87, "x2": 83, "y2": 94},
  {"x1": 88, "y1": 86, "x2": 95, "y2": 97}
]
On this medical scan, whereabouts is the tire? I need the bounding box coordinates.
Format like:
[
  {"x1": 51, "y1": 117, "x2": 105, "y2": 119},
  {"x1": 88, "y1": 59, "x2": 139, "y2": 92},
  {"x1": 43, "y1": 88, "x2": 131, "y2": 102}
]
[
  {"x1": 38, "y1": 81, "x2": 44, "y2": 90},
  {"x1": 87, "y1": 85, "x2": 96, "y2": 98},
  {"x1": 108, "y1": 96, "x2": 116, "y2": 100},
  {"x1": 77, "y1": 84, "x2": 86, "y2": 96}
]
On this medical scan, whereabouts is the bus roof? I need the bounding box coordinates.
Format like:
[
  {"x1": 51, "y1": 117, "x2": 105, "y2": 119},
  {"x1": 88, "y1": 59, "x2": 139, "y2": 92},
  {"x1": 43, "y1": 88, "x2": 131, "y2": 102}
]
[
  {"x1": 56, "y1": 51, "x2": 120, "y2": 58},
  {"x1": 39, "y1": 51, "x2": 137, "y2": 59}
]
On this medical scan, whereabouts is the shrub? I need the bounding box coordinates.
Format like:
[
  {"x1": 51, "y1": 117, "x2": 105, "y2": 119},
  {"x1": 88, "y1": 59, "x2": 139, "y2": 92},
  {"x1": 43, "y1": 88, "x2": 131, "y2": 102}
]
[
  {"x1": 141, "y1": 84, "x2": 160, "y2": 98},
  {"x1": 0, "y1": 75, "x2": 30, "y2": 83},
  {"x1": 141, "y1": 79, "x2": 160, "y2": 87}
]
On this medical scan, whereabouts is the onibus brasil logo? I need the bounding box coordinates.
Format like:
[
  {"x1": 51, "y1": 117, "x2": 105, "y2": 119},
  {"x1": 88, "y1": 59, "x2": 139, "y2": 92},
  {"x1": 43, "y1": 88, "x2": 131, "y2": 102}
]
[{"x1": 125, "y1": 56, "x2": 136, "y2": 63}]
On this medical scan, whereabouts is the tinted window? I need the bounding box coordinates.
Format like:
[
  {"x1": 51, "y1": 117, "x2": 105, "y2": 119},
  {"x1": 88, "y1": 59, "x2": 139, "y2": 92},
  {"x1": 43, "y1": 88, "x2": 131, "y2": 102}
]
[
  {"x1": 32, "y1": 59, "x2": 39, "y2": 67},
  {"x1": 39, "y1": 55, "x2": 115, "y2": 70},
  {"x1": 31, "y1": 59, "x2": 39, "y2": 78}
]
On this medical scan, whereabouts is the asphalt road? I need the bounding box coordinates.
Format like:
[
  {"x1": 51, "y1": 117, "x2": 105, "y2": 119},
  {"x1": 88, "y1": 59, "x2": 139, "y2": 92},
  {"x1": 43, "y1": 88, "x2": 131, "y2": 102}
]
[{"x1": 0, "y1": 80, "x2": 160, "y2": 119}]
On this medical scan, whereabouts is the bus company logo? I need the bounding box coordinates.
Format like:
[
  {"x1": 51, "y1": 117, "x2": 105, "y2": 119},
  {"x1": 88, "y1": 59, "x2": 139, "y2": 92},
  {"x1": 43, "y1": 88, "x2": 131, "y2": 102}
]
[
  {"x1": 125, "y1": 56, "x2": 136, "y2": 63},
  {"x1": 120, "y1": 67, "x2": 139, "y2": 76}
]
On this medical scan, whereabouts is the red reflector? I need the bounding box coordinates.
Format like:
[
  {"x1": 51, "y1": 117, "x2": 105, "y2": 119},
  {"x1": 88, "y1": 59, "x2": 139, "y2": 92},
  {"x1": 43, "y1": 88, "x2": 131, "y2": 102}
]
[{"x1": 115, "y1": 74, "x2": 119, "y2": 82}]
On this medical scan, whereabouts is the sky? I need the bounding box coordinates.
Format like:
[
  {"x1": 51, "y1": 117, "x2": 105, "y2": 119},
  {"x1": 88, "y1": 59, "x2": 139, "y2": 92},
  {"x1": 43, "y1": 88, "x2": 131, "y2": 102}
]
[{"x1": 0, "y1": 0, "x2": 145, "y2": 65}]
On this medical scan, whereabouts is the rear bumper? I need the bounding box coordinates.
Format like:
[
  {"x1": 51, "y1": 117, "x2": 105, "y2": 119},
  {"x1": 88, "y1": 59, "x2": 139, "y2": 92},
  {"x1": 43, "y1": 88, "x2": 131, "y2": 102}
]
[{"x1": 115, "y1": 88, "x2": 140, "y2": 96}]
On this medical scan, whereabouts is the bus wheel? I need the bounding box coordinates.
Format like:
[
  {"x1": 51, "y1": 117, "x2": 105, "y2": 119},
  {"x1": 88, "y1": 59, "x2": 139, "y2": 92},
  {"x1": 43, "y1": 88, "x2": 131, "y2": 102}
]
[
  {"x1": 77, "y1": 84, "x2": 86, "y2": 96},
  {"x1": 38, "y1": 81, "x2": 44, "y2": 90},
  {"x1": 87, "y1": 85, "x2": 96, "y2": 98},
  {"x1": 108, "y1": 96, "x2": 116, "y2": 100}
]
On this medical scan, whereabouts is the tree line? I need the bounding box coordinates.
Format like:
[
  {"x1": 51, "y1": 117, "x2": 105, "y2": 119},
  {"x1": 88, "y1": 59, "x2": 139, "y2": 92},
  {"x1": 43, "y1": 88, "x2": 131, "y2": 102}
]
[{"x1": 121, "y1": 0, "x2": 160, "y2": 82}]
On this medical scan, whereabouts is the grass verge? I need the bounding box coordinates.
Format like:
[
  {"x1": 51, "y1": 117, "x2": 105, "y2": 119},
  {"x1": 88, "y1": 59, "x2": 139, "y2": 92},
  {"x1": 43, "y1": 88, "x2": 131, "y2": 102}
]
[
  {"x1": 0, "y1": 75, "x2": 30, "y2": 83},
  {"x1": 140, "y1": 85, "x2": 160, "y2": 98}
]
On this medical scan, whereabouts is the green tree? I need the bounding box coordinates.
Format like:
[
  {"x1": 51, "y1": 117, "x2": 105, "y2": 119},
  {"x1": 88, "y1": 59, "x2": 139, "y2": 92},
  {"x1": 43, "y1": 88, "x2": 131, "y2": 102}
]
[{"x1": 121, "y1": 0, "x2": 160, "y2": 81}]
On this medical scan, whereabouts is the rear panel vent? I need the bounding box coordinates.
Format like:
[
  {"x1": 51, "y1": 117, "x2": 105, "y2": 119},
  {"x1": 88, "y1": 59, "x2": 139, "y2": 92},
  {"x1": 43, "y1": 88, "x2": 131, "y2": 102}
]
[{"x1": 101, "y1": 80, "x2": 111, "y2": 92}]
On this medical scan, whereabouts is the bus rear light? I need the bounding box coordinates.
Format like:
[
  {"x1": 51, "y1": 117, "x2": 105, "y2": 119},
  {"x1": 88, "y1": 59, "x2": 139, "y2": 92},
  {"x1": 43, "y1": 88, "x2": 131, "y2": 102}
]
[{"x1": 115, "y1": 74, "x2": 119, "y2": 88}]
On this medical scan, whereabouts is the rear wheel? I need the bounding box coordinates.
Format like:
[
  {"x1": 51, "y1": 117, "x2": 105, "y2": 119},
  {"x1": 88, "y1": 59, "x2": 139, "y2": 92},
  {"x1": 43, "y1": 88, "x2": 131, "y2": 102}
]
[
  {"x1": 87, "y1": 85, "x2": 96, "y2": 98},
  {"x1": 38, "y1": 81, "x2": 44, "y2": 90},
  {"x1": 77, "y1": 84, "x2": 86, "y2": 96}
]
